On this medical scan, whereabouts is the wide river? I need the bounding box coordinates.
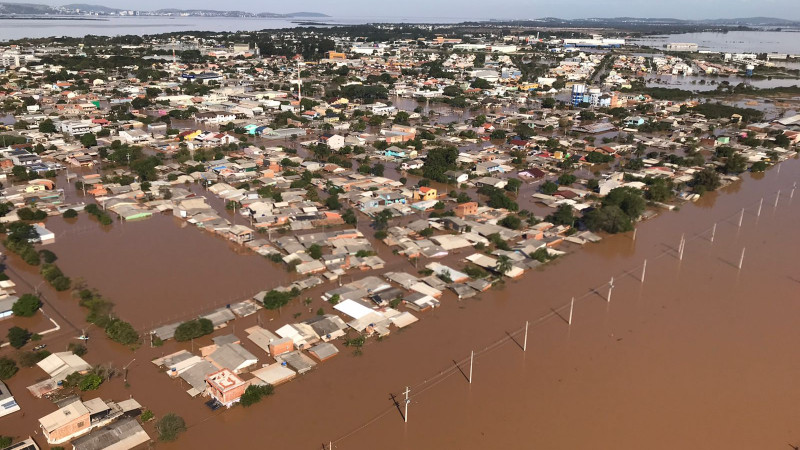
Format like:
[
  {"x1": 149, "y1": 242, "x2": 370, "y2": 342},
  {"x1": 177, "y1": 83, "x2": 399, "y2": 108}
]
[
  {"x1": 632, "y1": 30, "x2": 800, "y2": 54},
  {"x1": 0, "y1": 15, "x2": 464, "y2": 41}
]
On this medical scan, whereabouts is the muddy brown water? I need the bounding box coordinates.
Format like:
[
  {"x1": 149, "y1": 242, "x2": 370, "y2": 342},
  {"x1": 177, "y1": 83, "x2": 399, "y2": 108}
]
[{"x1": 1, "y1": 156, "x2": 799, "y2": 449}]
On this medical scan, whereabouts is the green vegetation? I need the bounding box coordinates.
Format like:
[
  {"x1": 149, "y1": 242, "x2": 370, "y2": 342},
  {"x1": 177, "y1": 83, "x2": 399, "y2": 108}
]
[
  {"x1": 584, "y1": 204, "x2": 634, "y2": 234},
  {"x1": 540, "y1": 181, "x2": 558, "y2": 195},
  {"x1": 18, "y1": 350, "x2": 51, "y2": 367},
  {"x1": 583, "y1": 187, "x2": 646, "y2": 234},
  {"x1": 477, "y1": 186, "x2": 518, "y2": 211},
  {"x1": 16, "y1": 207, "x2": 47, "y2": 221},
  {"x1": 308, "y1": 244, "x2": 322, "y2": 259},
  {"x1": 174, "y1": 318, "x2": 214, "y2": 342},
  {"x1": 84, "y1": 203, "x2": 114, "y2": 226},
  {"x1": 691, "y1": 167, "x2": 722, "y2": 195},
  {"x1": 262, "y1": 289, "x2": 297, "y2": 310},
  {"x1": 751, "y1": 161, "x2": 768, "y2": 172},
  {"x1": 0, "y1": 357, "x2": 19, "y2": 380},
  {"x1": 156, "y1": 413, "x2": 186, "y2": 442},
  {"x1": 4, "y1": 222, "x2": 42, "y2": 266},
  {"x1": 240, "y1": 384, "x2": 275, "y2": 407},
  {"x1": 422, "y1": 146, "x2": 459, "y2": 182},
  {"x1": 41, "y1": 263, "x2": 72, "y2": 291},
  {"x1": 691, "y1": 103, "x2": 764, "y2": 123},
  {"x1": 496, "y1": 255, "x2": 513, "y2": 276},
  {"x1": 68, "y1": 342, "x2": 87, "y2": 357},
  {"x1": 546, "y1": 204, "x2": 576, "y2": 226},
  {"x1": 12, "y1": 293, "x2": 40, "y2": 317},
  {"x1": 105, "y1": 319, "x2": 140, "y2": 345},
  {"x1": 7, "y1": 326, "x2": 31, "y2": 349}
]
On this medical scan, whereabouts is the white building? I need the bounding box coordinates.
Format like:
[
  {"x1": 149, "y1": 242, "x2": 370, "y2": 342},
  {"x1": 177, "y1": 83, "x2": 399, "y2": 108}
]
[{"x1": 58, "y1": 120, "x2": 101, "y2": 136}]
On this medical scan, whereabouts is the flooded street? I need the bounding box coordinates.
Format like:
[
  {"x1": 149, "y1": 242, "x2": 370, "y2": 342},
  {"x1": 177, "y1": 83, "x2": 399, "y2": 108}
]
[{"x1": 2, "y1": 155, "x2": 799, "y2": 449}]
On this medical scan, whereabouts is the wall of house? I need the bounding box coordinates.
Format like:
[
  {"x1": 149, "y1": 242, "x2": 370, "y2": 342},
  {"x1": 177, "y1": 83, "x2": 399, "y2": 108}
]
[{"x1": 45, "y1": 413, "x2": 90, "y2": 442}]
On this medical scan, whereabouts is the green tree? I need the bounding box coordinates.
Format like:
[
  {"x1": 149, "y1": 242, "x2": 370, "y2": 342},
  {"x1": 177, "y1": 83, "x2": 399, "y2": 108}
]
[
  {"x1": 645, "y1": 179, "x2": 674, "y2": 202},
  {"x1": 583, "y1": 205, "x2": 633, "y2": 234},
  {"x1": 496, "y1": 255, "x2": 512, "y2": 276},
  {"x1": 723, "y1": 152, "x2": 747, "y2": 174},
  {"x1": 79, "y1": 373, "x2": 103, "y2": 391},
  {"x1": 105, "y1": 319, "x2": 139, "y2": 345},
  {"x1": 173, "y1": 318, "x2": 214, "y2": 341},
  {"x1": 0, "y1": 357, "x2": 18, "y2": 380},
  {"x1": 557, "y1": 173, "x2": 577, "y2": 186},
  {"x1": 39, "y1": 118, "x2": 57, "y2": 133},
  {"x1": 308, "y1": 244, "x2": 322, "y2": 259},
  {"x1": 12, "y1": 294, "x2": 40, "y2": 317},
  {"x1": 750, "y1": 161, "x2": 767, "y2": 172},
  {"x1": 546, "y1": 204, "x2": 575, "y2": 226},
  {"x1": 504, "y1": 178, "x2": 521, "y2": 193},
  {"x1": 471, "y1": 78, "x2": 491, "y2": 89},
  {"x1": 691, "y1": 167, "x2": 721, "y2": 195},
  {"x1": 603, "y1": 187, "x2": 646, "y2": 219},
  {"x1": 240, "y1": 384, "x2": 275, "y2": 407},
  {"x1": 80, "y1": 132, "x2": 97, "y2": 148},
  {"x1": 499, "y1": 215, "x2": 522, "y2": 230},
  {"x1": 422, "y1": 146, "x2": 458, "y2": 182},
  {"x1": 63, "y1": 209, "x2": 78, "y2": 219},
  {"x1": 7, "y1": 327, "x2": 31, "y2": 349},
  {"x1": 262, "y1": 290, "x2": 294, "y2": 310},
  {"x1": 156, "y1": 413, "x2": 186, "y2": 442},
  {"x1": 540, "y1": 181, "x2": 558, "y2": 195}
]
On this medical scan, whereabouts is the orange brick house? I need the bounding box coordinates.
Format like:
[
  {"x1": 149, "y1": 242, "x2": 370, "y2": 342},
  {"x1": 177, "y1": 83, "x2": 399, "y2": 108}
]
[
  {"x1": 205, "y1": 369, "x2": 248, "y2": 408},
  {"x1": 455, "y1": 201, "x2": 478, "y2": 217}
]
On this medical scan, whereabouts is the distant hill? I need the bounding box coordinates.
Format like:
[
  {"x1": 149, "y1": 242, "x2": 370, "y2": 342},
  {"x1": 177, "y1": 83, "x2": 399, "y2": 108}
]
[
  {"x1": 61, "y1": 3, "x2": 122, "y2": 13},
  {"x1": 151, "y1": 9, "x2": 330, "y2": 18},
  {"x1": 258, "y1": 12, "x2": 330, "y2": 18},
  {"x1": 0, "y1": 3, "x2": 330, "y2": 17},
  {"x1": 0, "y1": 2, "x2": 57, "y2": 14},
  {"x1": 521, "y1": 16, "x2": 800, "y2": 27}
]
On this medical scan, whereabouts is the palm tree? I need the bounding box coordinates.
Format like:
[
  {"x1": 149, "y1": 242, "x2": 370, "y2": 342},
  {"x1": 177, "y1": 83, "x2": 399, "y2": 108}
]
[{"x1": 496, "y1": 255, "x2": 512, "y2": 276}]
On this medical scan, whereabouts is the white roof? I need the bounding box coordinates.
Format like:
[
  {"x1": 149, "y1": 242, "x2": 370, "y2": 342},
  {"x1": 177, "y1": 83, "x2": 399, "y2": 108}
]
[
  {"x1": 251, "y1": 363, "x2": 296, "y2": 385},
  {"x1": 410, "y1": 282, "x2": 442, "y2": 298},
  {"x1": 39, "y1": 400, "x2": 90, "y2": 433},
  {"x1": 466, "y1": 253, "x2": 498, "y2": 268},
  {"x1": 37, "y1": 352, "x2": 91, "y2": 381},
  {"x1": 333, "y1": 299, "x2": 374, "y2": 319},
  {"x1": 389, "y1": 311, "x2": 419, "y2": 328}
]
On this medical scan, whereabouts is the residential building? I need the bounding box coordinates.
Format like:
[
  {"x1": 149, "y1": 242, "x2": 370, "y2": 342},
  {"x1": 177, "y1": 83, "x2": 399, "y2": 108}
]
[{"x1": 205, "y1": 369, "x2": 247, "y2": 408}]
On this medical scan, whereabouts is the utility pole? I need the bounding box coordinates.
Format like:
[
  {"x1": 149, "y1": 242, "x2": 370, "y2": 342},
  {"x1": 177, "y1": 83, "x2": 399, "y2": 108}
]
[
  {"x1": 469, "y1": 351, "x2": 474, "y2": 384},
  {"x1": 632, "y1": 227, "x2": 637, "y2": 241},
  {"x1": 678, "y1": 234, "x2": 685, "y2": 260},
  {"x1": 711, "y1": 223, "x2": 716, "y2": 243},
  {"x1": 641, "y1": 259, "x2": 647, "y2": 283},
  {"x1": 123, "y1": 358, "x2": 135, "y2": 383},
  {"x1": 607, "y1": 277, "x2": 614, "y2": 303},
  {"x1": 738, "y1": 247, "x2": 746, "y2": 270},
  {"x1": 757, "y1": 198, "x2": 763, "y2": 217},
  {"x1": 774, "y1": 190, "x2": 781, "y2": 208},
  {"x1": 403, "y1": 387, "x2": 410, "y2": 423},
  {"x1": 568, "y1": 297, "x2": 574, "y2": 325},
  {"x1": 738, "y1": 208, "x2": 744, "y2": 227},
  {"x1": 523, "y1": 321, "x2": 529, "y2": 351}
]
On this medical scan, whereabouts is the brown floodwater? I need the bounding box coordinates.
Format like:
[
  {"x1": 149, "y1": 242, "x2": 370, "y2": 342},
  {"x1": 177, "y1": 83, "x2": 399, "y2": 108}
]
[{"x1": 1, "y1": 156, "x2": 799, "y2": 450}]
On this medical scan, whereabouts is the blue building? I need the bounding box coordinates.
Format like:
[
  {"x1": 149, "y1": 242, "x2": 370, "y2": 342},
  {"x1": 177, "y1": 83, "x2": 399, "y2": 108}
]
[{"x1": 571, "y1": 84, "x2": 586, "y2": 107}]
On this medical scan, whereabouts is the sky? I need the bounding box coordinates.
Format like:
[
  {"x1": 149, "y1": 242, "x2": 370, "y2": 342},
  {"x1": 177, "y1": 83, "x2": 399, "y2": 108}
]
[{"x1": 24, "y1": 0, "x2": 800, "y2": 20}]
